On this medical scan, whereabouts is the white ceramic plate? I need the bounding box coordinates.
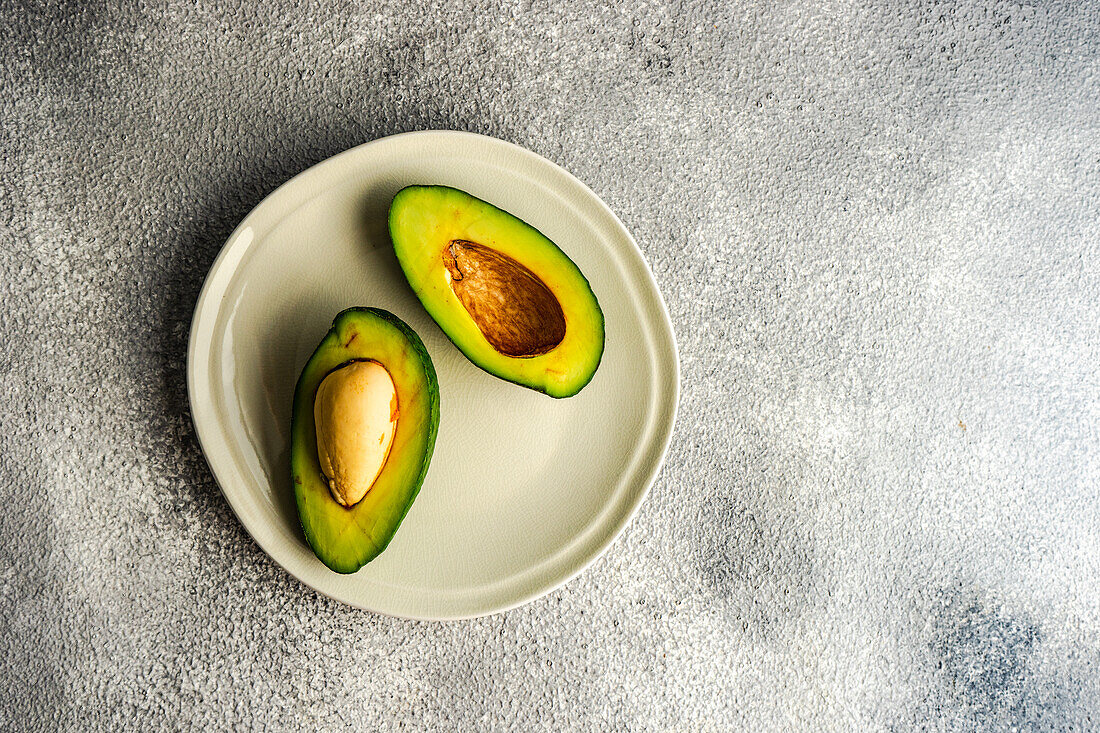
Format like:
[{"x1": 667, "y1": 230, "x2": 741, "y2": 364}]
[{"x1": 188, "y1": 131, "x2": 678, "y2": 619}]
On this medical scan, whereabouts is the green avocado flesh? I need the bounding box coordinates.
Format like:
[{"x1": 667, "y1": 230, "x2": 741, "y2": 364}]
[
  {"x1": 389, "y1": 185, "x2": 604, "y2": 398},
  {"x1": 291, "y1": 307, "x2": 439, "y2": 574}
]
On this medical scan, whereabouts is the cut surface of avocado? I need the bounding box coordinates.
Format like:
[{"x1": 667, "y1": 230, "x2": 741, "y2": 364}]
[
  {"x1": 291, "y1": 307, "x2": 439, "y2": 574},
  {"x1": 389, "y1": 185, "x2": 604, "y2": 398}
]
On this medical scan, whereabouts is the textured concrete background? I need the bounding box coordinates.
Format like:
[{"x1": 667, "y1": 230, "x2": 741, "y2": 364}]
[{"x1": 2, "y1": 0, "x2": 1099, "y2": 729}]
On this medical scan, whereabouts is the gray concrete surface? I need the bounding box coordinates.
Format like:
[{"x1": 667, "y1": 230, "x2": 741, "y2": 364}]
[{"x1": 2, "y1": 0, "x2": 1099, "y2": 729}]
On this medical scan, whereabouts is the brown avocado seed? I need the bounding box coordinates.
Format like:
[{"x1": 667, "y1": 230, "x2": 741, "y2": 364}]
[{"x1": 442, "y1": 240, "x2": 566, "y2": 357}]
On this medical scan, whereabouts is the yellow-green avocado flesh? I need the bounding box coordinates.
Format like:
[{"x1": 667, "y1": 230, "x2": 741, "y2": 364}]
[
  {"x1": 389, "y1": 185, "x2": 604, "y2": 398},
  {"x1": 290, "y1": 307, "x2": 439, "y2": 574}
]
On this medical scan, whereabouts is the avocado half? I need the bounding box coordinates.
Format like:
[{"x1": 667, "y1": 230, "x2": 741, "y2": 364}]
[
  {"x1": 389, "y1": 185, "x2": 604, "y2": 398},
  {"x1": 290, "y1": 307, "x2": 439, "y2": 573}
]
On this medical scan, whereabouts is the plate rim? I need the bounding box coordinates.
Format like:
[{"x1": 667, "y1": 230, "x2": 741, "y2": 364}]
[{"x1": 186, "y1": 130, "x2": 680, "y2": 620}]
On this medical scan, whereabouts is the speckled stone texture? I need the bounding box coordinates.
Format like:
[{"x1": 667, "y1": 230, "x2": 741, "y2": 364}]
[{"x1": 2, "y1": 0, "x2": 1099, "y2": 729}]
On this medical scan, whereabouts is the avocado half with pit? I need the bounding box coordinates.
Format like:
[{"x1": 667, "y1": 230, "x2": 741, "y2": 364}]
[
  {"x1": 290, "y1": 307, "x2": 439, "y2": 573},
  {"x1": 389, "y1": 186, "x2": 604, "y2": 398}
]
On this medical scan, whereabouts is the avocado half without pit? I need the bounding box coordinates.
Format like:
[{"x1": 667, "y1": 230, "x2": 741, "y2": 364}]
[
  {"x1": 291, "y1": 307, "x2": 439, "y2": 574},
  {"x1": 389, "y1": 186, "x2": 605, "y2": 398}
]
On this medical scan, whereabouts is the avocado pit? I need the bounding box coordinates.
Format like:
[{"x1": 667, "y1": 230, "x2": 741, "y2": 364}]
[
  {"x1": 313, "y1": 360, "x2": 399, "y2": 508},
  {"x1": 442, "y1": 240, "x2": 566, "y2": 357}
]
